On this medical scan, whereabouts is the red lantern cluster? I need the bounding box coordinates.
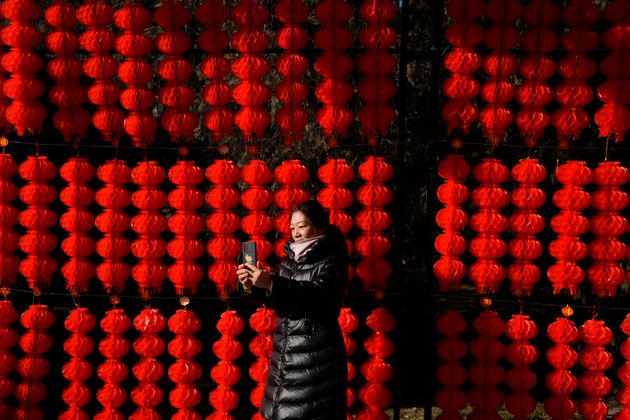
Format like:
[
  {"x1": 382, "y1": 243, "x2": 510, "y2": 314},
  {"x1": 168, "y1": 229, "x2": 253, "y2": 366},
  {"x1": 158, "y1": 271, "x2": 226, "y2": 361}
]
[
  {"x1": 355, "y1": 156, "x2": 394, "y2": 296},
  {"x1": 552, "y1": 0, "x2": 599, "y2": 148},
  {"x1": 130, "y1": 308, "x2": 166, "y2": 419},
  {"x1": 617, "y1": 313, "x2": 630, "y2": 419},
  {"x1": 206, "y1": 160, "x2": 241, "y2": 299},
  {"x1": 232, "y1": 0, "x2": 271, "y2": 148},
  {"x1": 0, "y1": 300, "x2": 18, "y2": 418},
  {"x1": 209, "y1": 310, "x2": 245, "y2": 419},
  {"x1": 357, "y1": 308, "x2": 395, "y2": 420},
  {"x1": 505, "y1": 314, "x2": 539, "y2": 418},
  {"x1": 95, "y1": 160, "x2": 132, "y2": 293},
  {"x1": 441, "y1": 0, "x2": 484, "y2": 135},
  {"x1": 594, "y1": 0, "x2": 630, "y2": 142},
  {"x1": 45, "y1": 1, "x2": 90, "y2": 143},
  {"x1": 60, "y1": 307, "x2": 96, "y2": 420},
  {"x1": 468, "y1": 310, "x2": 505, "y2": 420},
  {"x1": 168, "y1": 309, "x2": 202, "y2": 419},
  {"x1": 314, "y1": 0, "x2": 354, "y2": 146},
  {"x1": 273, "y1": 160, "x2": 310, "y2": 258},
  {"x1": 318, "y1": 158, "x2": 355, "y2": 257},
  {"x1": 155, "y1": 1, "x2": 197, "y2": 145},
  {"x1": 248, "y1": 307, "x2": 276, "y2": 417},
  {"x1": 15, "y1": 305, "x2": 55, "y2": 420},
  {"x1": 544, "y1": 314, "x2": 578, "y2": 419},
  {"x1": 515, "y1": 0, "x2": 559, "y2": 147},
  {"x1": 434, "y1": 155, "x2": 470, "y2": 291},
  {"x1": 197, "y1": 0, "x2": 233, "y2": 143},
  {"x1": 479, "y1": 0, "x2": 520, "y2": 145},
  {"x1": 77, "y1": 0, "x2": 124, "y2": 142},
  {"x1": 1, "y1": 0, "x2": 47, "y2": 135},
  {"x1": 588, "y1": 161, "x2": 629, "y2": 296},
  {"x1": 508, "y1": 158, "x2": 546, "y2": 296},
  {"x1": 274, "y1": 0, "x2": 309, "y2": 146},
  {"x1": 435, "y1": 310, "x2": 468, "y2": 419},
  {"x1": 339, "y1": 307, "x2": 360, "y2": 417},
  {"x1": 548, "y1": 161, "x2": 591, "y2": 295},
  {"x1": 357, "y1": 0, "x2": 397, "y2": 145},
  {"x1": 19, "y1": 156, "x2": 58, "y2": 290},
  {"x1": 96, "y1": 308, "x2": 131, "y2": 420},
  {"x1": 167, "y1": 161, "x2": 205, "y2": 295},
  {"x1": 578, "y1": 319, "x2": 613, "y2": 420},
  {"x1": 0, "y1": 8, "x2": 9, "y2": 133},
  {"x1": 60, "y1": 158, "x2": 96, "y2": 293},
  {"x1": 114, "y1": 3, "x2": 157, "y2": 147},
  {"x1": 131, "y1": 161, "x2": 168, "y2": 293},
  {"x1": 0, "y1": 154, "x2": 19, "y2": 287},
  {"x1": 241, "y1": 160, "x2": 274, "y2": 266},
  {"x1": 469, "y1": 158, "x2": 509, "y2": 293}
]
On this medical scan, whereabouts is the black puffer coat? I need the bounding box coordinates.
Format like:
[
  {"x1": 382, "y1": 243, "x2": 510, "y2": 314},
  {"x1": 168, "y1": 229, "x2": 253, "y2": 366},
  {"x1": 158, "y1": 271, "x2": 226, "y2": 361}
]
[{"x1": 260, "y1": 232, "x2": 348, "y2": 420}]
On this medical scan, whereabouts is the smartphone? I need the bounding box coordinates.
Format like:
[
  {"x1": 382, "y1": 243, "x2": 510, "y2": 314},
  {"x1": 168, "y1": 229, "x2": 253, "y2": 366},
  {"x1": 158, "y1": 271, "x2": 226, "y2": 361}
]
[{"x1": 242, "y1": 241, "x2": 257, "y2": 267}]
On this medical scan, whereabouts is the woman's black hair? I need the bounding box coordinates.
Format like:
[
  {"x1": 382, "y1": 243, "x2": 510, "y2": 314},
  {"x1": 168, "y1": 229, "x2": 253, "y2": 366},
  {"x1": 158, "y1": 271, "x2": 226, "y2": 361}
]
[{"x1": 291, "y1": 200, "x2": 330, "y2": 229}]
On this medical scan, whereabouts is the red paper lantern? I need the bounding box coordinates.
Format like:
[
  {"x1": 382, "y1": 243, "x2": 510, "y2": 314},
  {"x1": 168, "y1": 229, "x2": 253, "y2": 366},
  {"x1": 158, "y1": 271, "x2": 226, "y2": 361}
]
[
  {"x1": 167, "y1": 161, "x2": 204, "y2": 295},
  {"x1": 241, "y1": 160, "x2": 273, "y2": 271},
  {"x1": 435, "y1": 311, "x2": 467, "y2": 417},
  {"x1": 616, "y1": 313, "x2": 630, "y2": 419},
  {"x1": 504, "y1": 314, "x2": 538, "y2": 418},
  {"x1": 548, "y1": 161, "x2": 591, "y2": 294},
  {"x1": 18, "y1": 156, "x2": 58, "y2": 290},
  {"x1": 508, "y1": 158, "x2": 546, "y2": 296},
  {"x1": 60, "y1": 308, "x2": 95, "y2": 420},
  {"x1": 339, "y1": 308, "x2": 359, "y2": 414},
  {"x1": 206, "y1": 160, "x2": 241, "y2": 299},
  {"x1": 155, "y1": 1, "x2": 197, "y2": 145},
  {"x1": 0, "y1": 300, "x2": 17, "y2": 418},
  {"x1": 0, "y1": 154, "x2": 18, "y2": 287},
  {"x1": 469, "y1": 158, "x2": 509, "y2": 293},
  {"x1": 273, "y1": 160, "x2": 309, "y2": 257},
  {"x1": 249, "y1": 307, "x2": 277, "y2": 411},
  {"x1": 130, "y1": 309, "x2": 166, "y2": 419},
  {"x1": 578, "y1": 319, "x2": 613, "y2": 419}
]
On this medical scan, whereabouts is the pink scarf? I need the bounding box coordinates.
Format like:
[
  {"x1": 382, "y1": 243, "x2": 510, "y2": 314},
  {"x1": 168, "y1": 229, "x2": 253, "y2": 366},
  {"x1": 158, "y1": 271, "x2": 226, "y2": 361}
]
[{"x1": 289, "y1": 235, "x2": 324, "y2": 261}]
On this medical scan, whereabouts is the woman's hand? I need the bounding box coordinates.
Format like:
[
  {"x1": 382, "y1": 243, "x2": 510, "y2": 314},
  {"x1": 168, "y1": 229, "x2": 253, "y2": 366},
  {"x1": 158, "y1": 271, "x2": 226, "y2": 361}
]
[
  {"x1": 236, "y1": 265, "x2": 254, "y2": 292},
  {"x1": 237, "y1": 263, "x2": 272, "y2": 291}
]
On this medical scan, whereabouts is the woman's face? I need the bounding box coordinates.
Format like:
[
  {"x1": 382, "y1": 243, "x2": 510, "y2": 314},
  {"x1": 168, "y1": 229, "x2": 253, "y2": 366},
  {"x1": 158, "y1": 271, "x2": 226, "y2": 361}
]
[{"x1": 290, "y1": 211, "x2": 322, "y2": 241}]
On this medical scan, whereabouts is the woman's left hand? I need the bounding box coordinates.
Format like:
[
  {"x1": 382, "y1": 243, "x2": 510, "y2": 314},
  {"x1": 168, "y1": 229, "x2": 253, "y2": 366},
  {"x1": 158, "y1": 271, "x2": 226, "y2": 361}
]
[{"x1": 243, "y1": 263, "x2": 272, "y2": 291}]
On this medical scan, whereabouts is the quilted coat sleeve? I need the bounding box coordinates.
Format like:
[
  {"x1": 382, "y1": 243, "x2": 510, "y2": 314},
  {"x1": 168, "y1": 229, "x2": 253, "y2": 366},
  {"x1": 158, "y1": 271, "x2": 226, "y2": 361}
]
[{"x1": 269, "y1": 254, "x2": 346, "y2": 311}]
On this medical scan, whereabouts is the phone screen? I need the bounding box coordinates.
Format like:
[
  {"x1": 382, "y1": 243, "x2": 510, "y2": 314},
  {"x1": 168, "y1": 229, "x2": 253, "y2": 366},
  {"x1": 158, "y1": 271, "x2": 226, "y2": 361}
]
[{"x1": 242, "y1": 241, "x2": 257, "y2": 267}]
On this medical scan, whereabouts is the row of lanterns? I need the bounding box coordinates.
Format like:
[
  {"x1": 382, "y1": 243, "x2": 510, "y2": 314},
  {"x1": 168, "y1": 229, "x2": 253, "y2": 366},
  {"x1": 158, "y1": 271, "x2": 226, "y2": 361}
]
[
  {"x1": 0, "y1": 0, "x2": 397, "y2": 149},
  {"x1": 443, "y1": 0, "x2": 630, "y2": 148},
  {"x1": 436, "y1": 306, "x2": 627, "y2": 420},
  {"x1": 434, "y1": 154, "x2": 630, "y2": 297}
]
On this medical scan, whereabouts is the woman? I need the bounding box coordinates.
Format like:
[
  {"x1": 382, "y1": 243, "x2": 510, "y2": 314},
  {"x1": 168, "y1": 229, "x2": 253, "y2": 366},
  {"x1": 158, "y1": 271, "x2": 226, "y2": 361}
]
[{"x1": 236, "y1": 200, "x2": 348, "y2": 420}]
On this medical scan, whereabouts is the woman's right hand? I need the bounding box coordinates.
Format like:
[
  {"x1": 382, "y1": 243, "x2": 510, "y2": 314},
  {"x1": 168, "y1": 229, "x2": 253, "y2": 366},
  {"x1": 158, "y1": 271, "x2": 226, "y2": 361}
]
[{"x1": 237, "y1": 265, "x2": 254, "y2": 292}]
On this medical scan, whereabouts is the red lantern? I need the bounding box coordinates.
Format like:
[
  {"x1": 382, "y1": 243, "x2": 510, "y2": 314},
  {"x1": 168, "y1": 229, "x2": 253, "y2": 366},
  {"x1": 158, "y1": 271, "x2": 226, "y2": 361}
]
[
  {"x1": 435, "y1": 311, "x2": 467, "y2": 417},
  {"x1": 339, "y1": 308, "x2": 359, "y2": 414},
  {"x1": 0, "y1": 300, "x2": 17, "y2": 418},
  {"x1": 594, "y1": 0, "x2": 630, "y2": 143},
  {"x1": 548, "y1": 161, "x2": 591, "y2": 294},
  {"x1": 274, "y1": 0, "x2": 309, "y2": 146},
  {"x1": 45, "y1": 1, "x2": 90, "y2": 143},
  {"x1": 434, "y1": 155, "x2": 470, "y2": 291},
  {"x1": 514, "y1": 0, "x2": 559, "y2": 146},
  {"x1": 60, "y1": 308, "x2": 95, "y2": 420},
  {"x1": 249, "y1": 307, "x2": 277, "y2": 411},
  {"x1": 355, "y1": 156, "x2": 393, "y2": 295},
  {"x1": 314, "y1": 0, "x2": 354, "y2": 146},
  {"x1": 167, "y1": 161, "x2": 204, "y2": 295},
  {"x1": 578, "y1": 319, "x2": 613, "y2": 419},
  {"x1": 206, "y1": 160, "x2": 241, "y2": 299},
  {"x1": 197, "y1": 0, "x2": 233, "y2": 142},
  {"x1": 114, "y1": 3, "x2": 156, "y2": 147},
  {"x1": 1, "y1": 0, "x2": 46, "y2": 135},
  {"x1": 508, "y1": 158, "x2": 546, "y2": 296},
  {"x1": 95, "y1": 159, "x2": 132, "y2": 293},
  {"x1": 130, "y1": 308, "x2": 166, "y2": 419},
  {"x1": 273, "y1": 160, "x2": 310, "y2": 257},
  {"x1": 0, "y1": 154, "x2": 18, "y2": 287},
  {"x1": 468, "y1": 310, "x2": 504, "y2": 417},
  {"x1": 617, "y1": 314, "x2": 630, "y2": 418},
  {"x1": 552, "y1": 0, "x2": 600, "y2": 148},
  {"x1": 19, "y1": 156, "x2": 58, "y2": 290},
  {"x1": 588, "y1": 161, "x2": 629, "y2": 297},
  {"x1": 505, "y1": 314, "x2": 538, "y2": 418},
  {"x1": 155, "y1": 1, "x2": 197, "y2": 145},
  {"x1": 14, "y1": 305, "x2": 55, "y2": 420},
  {"x1": 241, "y1": 160, "x2": 273, "y2": 270},
  {"x1": 209, "y1": 310, "x2": 244, "y2": 418},
  {"x1": 469, "y1": 158, "x2": 509, "y2": 293}
]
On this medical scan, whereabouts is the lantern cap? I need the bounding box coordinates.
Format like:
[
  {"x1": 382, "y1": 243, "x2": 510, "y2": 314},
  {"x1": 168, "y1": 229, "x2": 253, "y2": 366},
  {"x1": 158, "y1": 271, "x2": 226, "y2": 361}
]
[
  {"x1": 180, "y1": 296, "x2": 190, "y2": 307},
  {"x1": 480, "y1": 297, "x2": 492, "y2": 308},
  {"x1": 562, "y1": 305, "x2": 573, "y2": 317},
  {"x1": 109, "y1": 294, "x2": 120, "y2": 306}
]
